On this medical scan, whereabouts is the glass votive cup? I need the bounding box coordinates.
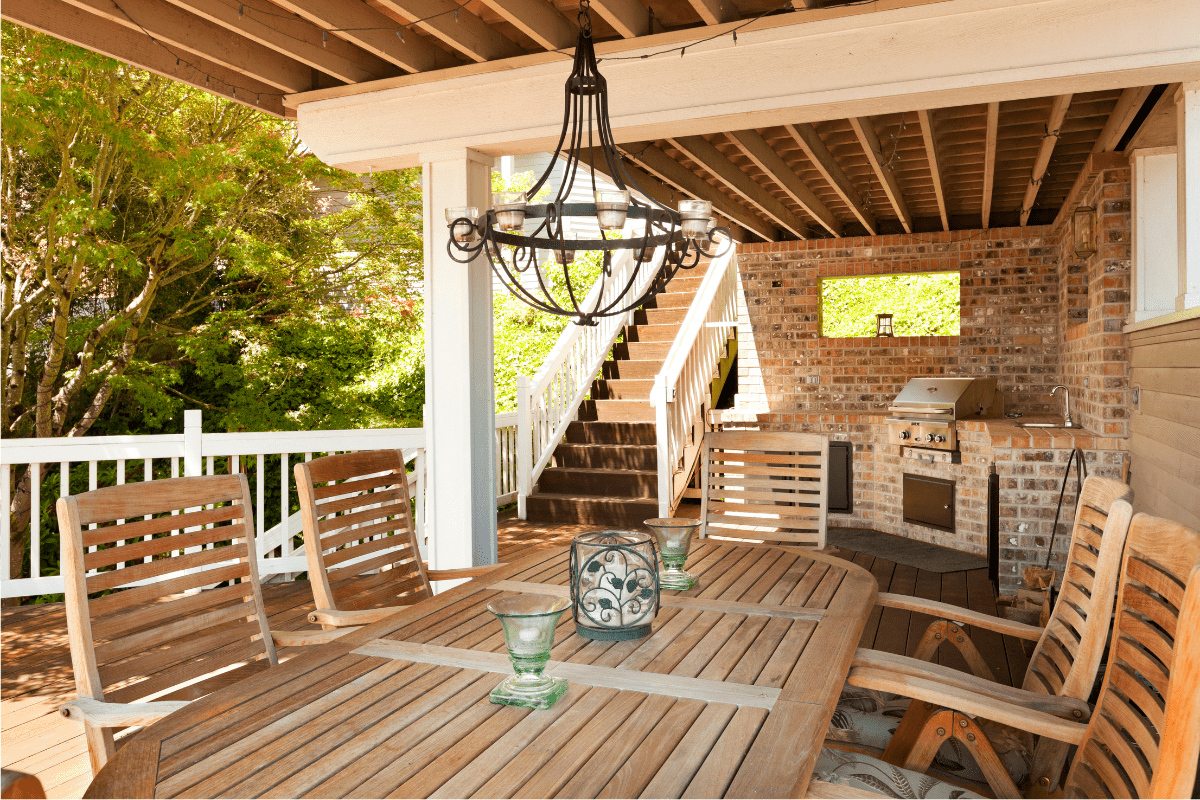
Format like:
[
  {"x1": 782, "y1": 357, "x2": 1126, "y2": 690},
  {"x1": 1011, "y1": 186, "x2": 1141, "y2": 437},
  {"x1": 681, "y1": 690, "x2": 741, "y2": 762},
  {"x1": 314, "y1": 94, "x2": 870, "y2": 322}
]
[
  {"x1": 644, "y1": 518, "x2": 701, "y2": 590},
  {"x1": 493, "y1": 191, "x2": 526, "y2": 231},
  {"x1": 445, "y1": 206, "x2": 479, "y2": 242},
  {"x1": 487, "y1": 594, "x2": 571, "y2": 709},
  {"x1": 677, "y1": 199, "x2": 712, "y2": 240},
  {"x1": 595, "y1": 190, "x2": 631, "y2": 231},
  {"x1": 570, "y1": 531, "x2": 658, "y2": 640}
]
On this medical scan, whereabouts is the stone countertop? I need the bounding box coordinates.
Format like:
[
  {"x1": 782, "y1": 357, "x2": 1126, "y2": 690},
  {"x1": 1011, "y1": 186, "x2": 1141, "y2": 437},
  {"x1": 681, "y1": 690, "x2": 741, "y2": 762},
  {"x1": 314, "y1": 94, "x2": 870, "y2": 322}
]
[{"x1": 959, "y1": 417, "x2": 1127, "y2": 451}]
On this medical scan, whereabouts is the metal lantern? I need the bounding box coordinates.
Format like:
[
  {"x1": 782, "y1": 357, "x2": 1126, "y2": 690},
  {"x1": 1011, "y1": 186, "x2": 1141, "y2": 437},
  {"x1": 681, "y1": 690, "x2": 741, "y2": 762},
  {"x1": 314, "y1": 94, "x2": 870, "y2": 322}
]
[
  {"x1": 876, "y1": 313, "x2": 894, "y2": 337},
  {"x1": 569, "y1": 531, "x2": 659, "y2": 640},
  {"x1": 1073, "y1": 205, "x2": 1097, "y2": 258}
]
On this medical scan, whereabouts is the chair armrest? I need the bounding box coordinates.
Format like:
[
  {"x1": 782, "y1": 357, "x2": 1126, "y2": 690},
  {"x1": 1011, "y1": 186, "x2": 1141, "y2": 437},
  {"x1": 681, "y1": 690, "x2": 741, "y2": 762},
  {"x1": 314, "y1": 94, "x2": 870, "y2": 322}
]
[
  {"x1": 852, "y1": 649, "x2": 1090, "y2": 720},
  {"x1": 877, "y1": 592, "x2": 1045, "y2": 641},
  {"x1": 2, "y1": 769, "x2": 47, "y2": 800},
  {"x1": 846, "y1": 664, "x2": 1089, "y2": 745},
  {"x1": 59, "y1": 697, "x2": 188, "y2": 728},
  {"x1": 271, "y1": 628, "x2": 359, "y2": 647},
  {"x1": 427, "y1": 564, "x2": 506, "y2": 581},
  {"x1": 308, "y1": 608, "x2": 403, "y2": 627}
]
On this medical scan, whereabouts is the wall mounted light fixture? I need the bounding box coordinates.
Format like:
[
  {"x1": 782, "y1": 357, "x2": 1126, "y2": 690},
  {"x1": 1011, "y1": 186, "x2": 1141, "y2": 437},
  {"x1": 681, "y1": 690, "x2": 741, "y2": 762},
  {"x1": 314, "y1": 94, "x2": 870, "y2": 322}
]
[{"x1": 1072, "y1": 206, "x2": 1097, "y2": 258}]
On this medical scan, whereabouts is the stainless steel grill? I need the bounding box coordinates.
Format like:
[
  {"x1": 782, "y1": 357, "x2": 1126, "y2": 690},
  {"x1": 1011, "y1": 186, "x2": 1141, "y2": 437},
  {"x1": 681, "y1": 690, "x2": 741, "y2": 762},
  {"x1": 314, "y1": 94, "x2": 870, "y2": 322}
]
[{"x1": 886, "y1": 377, "x2": 1004, "y2": 452}]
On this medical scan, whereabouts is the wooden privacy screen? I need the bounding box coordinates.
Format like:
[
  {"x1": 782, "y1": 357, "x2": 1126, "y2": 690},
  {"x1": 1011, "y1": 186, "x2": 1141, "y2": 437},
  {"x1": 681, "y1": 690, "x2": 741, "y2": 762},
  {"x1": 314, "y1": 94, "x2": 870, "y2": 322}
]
[
  {"x1": 295, "y1": 450, "x2": 433, "y2": 617},
  {"x1": 700, "y1": 430, "x2": 829, "y2": 548}
]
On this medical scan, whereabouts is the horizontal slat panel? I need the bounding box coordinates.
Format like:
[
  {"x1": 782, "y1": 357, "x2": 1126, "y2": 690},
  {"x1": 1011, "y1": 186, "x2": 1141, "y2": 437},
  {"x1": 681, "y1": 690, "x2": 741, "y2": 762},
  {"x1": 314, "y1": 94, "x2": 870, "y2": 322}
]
[
  {"x1": 86, "y1": 545, "x2": 247, "y2": 594},
  {"x1": 313, "y1": 472, "x2": 400, "y2": 501},
  {"x1": 82, "y1": 505, "x2": 243, "y2": 548}
]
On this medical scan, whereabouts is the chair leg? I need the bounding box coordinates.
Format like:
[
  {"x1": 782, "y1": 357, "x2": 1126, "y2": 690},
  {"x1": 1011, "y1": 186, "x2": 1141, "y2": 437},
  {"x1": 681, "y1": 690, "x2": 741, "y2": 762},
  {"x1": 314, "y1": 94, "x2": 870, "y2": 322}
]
[
  {"x1": 1027, "y1": 736, "x2": 1071, "y2": 797},
  {"x1": 899, "y1": 709, "x2": 1021, "y2": 800},
  {"x1": 911, "y1": 620, "x2": 949, "y2": 662},
  {"x1": 83, "y1": 724, "x2": 116, "y2": 775},
  {"x1": 912, "y1": 619, "x2": 996, "y2": 682},
  {"x1": 882, "y1": 700, "x2": 938, "y2": 767},
  {"x1": 899, "y1": 708, "x2": 955, "y2": 772}
]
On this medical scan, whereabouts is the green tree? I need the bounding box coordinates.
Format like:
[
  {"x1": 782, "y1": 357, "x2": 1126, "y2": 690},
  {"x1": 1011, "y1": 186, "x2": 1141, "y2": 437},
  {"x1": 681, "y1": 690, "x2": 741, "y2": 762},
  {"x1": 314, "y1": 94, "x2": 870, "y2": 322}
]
[{"x1": 820, "y1": 272, "x2": 961, "y2": 337}]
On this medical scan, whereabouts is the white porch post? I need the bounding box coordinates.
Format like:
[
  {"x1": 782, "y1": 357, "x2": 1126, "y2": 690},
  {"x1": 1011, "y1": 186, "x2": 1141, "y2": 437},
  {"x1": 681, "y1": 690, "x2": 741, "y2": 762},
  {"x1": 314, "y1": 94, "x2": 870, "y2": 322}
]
[
  {"x1": 422, "y1": 149, "x2": 498, "y2": 569},
  {"x1": 1176, "y1": 82, "x2": 1200, "y2": 311}
]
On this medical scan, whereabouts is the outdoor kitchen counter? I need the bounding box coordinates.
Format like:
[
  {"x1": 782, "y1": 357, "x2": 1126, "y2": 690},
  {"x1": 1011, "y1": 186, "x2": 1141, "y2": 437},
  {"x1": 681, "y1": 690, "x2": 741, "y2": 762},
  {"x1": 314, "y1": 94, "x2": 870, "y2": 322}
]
[{"x1": 960, "y1": 419, "x2": 1126, "y2": 452}]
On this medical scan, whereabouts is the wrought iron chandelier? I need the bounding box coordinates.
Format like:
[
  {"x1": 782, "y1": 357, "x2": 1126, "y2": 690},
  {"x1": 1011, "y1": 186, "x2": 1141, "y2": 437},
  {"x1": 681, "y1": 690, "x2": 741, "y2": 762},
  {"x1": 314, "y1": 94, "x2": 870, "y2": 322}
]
[{"x1": 445, "y1": 0, "x2": 731, "y2": 326}]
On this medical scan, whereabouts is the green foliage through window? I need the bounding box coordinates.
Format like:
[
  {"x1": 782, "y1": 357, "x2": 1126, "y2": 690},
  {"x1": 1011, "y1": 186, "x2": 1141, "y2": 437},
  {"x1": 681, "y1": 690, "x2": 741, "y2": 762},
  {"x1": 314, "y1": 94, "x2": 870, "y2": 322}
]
[{"x1": 820, "y1": 272, "x2": 961, "y2": 337}]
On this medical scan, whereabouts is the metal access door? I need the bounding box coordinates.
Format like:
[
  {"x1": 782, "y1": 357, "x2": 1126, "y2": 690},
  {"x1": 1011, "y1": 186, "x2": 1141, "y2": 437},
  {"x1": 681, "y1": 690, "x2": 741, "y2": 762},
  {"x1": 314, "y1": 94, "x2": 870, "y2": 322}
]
[{"x1": 903, "y1": 473, "x2": 955, "y2": 532}]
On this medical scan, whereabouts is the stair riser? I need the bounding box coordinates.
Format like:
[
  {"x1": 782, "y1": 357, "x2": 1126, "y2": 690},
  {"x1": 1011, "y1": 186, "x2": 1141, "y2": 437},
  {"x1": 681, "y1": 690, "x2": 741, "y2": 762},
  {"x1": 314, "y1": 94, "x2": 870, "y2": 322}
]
[
  {"x1": 525, "y1": 497, "x2": 660, "y2": 527},
  {"x1": 615, "y1": 342, "x2": 670, "y2": 360},
  {"x1": 539, "y1": 469, "x2": 656, "y2": 497},
  {"x1": 602, "y1": 361, "x2": 661, "y2": 380},
  {"x1": 564, "y1": 421, "x2": 656, "y2": 445},
  {"x1": 555, "y1": 445, "x2": 656, "y2": 470},
  {"x1": 645, "y1": 293, "x2": 692, "y2": 309},
  {"x1": 626, "y1": 324, "x2": 684, "y2": 343},
  {"x1": 636, "y1": 308, "x2": 689, "y2": 326},
  {"x1": 583, "y1": 400, "x2": 654, "y2": 422},
  {"x1": 592, "y1": 379, "x2": 654, "y2": 400}
]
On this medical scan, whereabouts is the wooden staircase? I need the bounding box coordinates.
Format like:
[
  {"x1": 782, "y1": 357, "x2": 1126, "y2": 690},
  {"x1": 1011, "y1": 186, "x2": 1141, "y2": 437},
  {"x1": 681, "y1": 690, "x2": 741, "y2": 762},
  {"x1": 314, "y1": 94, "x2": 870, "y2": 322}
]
[{"x1": 524, "y1": 260, "x2": 719, "y2": 528}]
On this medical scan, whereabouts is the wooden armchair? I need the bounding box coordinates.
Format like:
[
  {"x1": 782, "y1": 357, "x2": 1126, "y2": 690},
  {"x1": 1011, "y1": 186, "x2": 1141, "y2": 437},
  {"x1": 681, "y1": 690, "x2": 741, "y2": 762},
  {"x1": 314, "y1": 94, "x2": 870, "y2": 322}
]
[
  {"x1": 56, "y1": 474, "x2": 348, "y2": 774},
  {"x1": 295, "y1": 450, "x2": 500, "y2": 629},
  {"x1": 840, "y1": 476, "x2": 1135, "y2": 796},
  {"x1": 815, "y1": 512, "x2": 1200, "y2": 799},
  {"x1": 700, "y1": 430, "x2": 829, "y2": 548}
]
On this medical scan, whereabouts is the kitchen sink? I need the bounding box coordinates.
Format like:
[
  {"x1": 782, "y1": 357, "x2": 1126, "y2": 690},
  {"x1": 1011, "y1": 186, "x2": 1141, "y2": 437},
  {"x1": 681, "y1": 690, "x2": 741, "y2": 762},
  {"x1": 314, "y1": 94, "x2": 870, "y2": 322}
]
[{"x1": 1015, "y1": 422, "x2": 1075, "y2": 428}]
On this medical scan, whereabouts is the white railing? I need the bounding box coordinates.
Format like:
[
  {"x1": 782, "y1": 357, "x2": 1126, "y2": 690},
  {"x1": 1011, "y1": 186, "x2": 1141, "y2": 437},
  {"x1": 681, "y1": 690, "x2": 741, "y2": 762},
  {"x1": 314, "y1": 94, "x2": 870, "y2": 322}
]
[
  {"x1": 1, "y1": 410, "x2": 522, "y2": 600},
  {"x1": 652, "y1": 246, "x2": 738, "y2": 516},
  {"x1": 515, "y1": 244, "x2": 662, "y2": 518}
]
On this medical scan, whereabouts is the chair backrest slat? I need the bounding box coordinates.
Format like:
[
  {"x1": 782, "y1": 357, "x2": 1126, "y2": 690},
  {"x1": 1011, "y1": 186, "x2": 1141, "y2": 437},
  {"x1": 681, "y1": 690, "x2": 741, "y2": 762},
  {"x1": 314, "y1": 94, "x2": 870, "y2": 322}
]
[
  {"x1": 295, "y1": 450, "x2": 433, "y2": 616},
  {"x1": 1065, "y1": 513, "x2": 1200, "y2": 799},
  {"x1": 700, "y1": 430, "x2": 829, "y2": 548},
  {"x1": 1021, "y1": 476, "x2": 1133, "y2": 701}
]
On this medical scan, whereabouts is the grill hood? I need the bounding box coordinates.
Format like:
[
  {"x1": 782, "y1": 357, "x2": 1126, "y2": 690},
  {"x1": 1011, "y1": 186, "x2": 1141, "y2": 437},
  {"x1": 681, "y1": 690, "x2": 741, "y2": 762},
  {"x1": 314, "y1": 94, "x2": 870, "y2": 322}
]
[{"x1": 889, "y1": 377, "x2": 1002, "y2": 418}]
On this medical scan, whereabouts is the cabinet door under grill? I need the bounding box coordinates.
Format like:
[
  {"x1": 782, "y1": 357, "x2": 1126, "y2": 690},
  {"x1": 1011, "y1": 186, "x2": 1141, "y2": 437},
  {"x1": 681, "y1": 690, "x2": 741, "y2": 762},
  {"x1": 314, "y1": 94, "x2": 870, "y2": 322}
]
[{"x1": 903, "y1": 473, "x2": 955, "y2": 532}]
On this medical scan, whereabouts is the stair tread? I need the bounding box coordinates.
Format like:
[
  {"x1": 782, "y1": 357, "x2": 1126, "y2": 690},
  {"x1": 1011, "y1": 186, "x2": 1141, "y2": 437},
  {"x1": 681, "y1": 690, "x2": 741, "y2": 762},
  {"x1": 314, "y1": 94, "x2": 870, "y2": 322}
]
[
  {"x1": 528, "y1": 492, "x2": 658, "y2": 503},
  {"x1": 542, "y1": 466, "x2": 656, "y2": 476}
]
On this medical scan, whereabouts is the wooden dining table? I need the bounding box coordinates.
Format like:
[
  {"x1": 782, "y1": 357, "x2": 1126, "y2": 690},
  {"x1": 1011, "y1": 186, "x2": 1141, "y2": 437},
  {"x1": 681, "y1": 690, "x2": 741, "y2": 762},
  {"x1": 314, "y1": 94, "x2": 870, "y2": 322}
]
[{"x1": 85, "y1": 539, "x2": 877, "y2": 799}]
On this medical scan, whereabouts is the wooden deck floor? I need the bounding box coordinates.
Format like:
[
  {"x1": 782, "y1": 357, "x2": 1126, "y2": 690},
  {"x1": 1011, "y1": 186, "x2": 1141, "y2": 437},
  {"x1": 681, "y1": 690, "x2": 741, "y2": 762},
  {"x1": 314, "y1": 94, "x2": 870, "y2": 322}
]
[{"x1": 1, "y1": 516, "x2": 1030, "y2": 798}]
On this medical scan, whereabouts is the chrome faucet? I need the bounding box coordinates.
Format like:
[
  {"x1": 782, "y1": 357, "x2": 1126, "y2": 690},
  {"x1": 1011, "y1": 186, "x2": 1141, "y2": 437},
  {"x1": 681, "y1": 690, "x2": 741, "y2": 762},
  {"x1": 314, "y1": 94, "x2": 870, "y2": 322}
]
[{"x1": 1052, "y1": 385, "x2": 1075, "y2": 428}]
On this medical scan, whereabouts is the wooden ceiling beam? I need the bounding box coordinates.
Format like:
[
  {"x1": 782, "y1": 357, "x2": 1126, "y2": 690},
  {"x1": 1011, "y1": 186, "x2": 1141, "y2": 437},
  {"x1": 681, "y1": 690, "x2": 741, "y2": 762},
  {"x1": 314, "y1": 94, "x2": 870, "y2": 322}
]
[
  {"x1": 1019, "y1": 93, "x2": 1072, "y2": 226},
  {"x1": 728, "y1": 130, "x2": 841, "y2": 237},
  {"x1": 1093, "y1": 85, "x2": 1154, "y2": 153},
  {"x1": 668, "y1": 135, "x2": 807, "y2": 239},
  {"x1": 59, "y1": 0, "x2": 311, "y2": 91},
  {"x1": 623, "y1": 142, "x2": 779, "y2": 242},
  {"x1": 982, "y1": 101, "x2": 999, "y2": 228},
  {"x1": 3, "y1": 0, "x2": 286, "y2": 115},
  {"x1": 686, "y1": 0, "x2": 737, "y2": 26},
  {"x1": 163, "y1": 0, "x2": 396, "y2": 84},
  {"x1": 917, "y1": 109, "x2": 950, "y2": 232},
  {"x1": 375, "y1": 0, "x2": 522, "y2": 63},
  {"x1": 784, "y1": 123, "x2": 875, "y2": 235},
  {"x1": 270, "y1": 0, "x2": 457, "y2": 73},
  {"x1": 849, "y1": 116, "x2": 913, "y2": 233},
  {"x1": 476, "y1": 0, "x2": 576, "y2": 50},
  {"x1": 589, "y1": 0, "x2": 649, "y2": 38}
]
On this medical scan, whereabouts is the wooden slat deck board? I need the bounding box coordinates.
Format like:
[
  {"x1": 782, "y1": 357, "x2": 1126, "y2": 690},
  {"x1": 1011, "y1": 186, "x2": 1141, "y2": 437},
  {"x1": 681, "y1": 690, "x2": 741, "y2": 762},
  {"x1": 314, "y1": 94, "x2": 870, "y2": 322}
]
[{"x1": 2, "y1": 514, "x2": 1029, "y2": 799}]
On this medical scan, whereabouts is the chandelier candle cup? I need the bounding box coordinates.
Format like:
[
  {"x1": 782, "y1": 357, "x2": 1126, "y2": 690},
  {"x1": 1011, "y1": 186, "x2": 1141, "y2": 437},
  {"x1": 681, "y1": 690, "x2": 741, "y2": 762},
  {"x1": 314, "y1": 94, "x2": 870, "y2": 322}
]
[
  {"x1": 570, "y1": 531, "x2": 659, "y2": 640},
  {"x1": 644, "y1": 518, "x2": 701, "y2": 590},
  {"x1": 446, "y1": 207, "x2": 478, "y2": 243},
  {"x1": 677, "y1": 199, "x2": 712, "y2": 240},
  {"x1": 493, "y1": 192, "x2": 527, "y2": 231},
  {"x1": 594, "y1": 190, "x2": 631, "y2": 231},
  {"x1": 486, "y1": 595, "x2": 572, "y2": 709}
]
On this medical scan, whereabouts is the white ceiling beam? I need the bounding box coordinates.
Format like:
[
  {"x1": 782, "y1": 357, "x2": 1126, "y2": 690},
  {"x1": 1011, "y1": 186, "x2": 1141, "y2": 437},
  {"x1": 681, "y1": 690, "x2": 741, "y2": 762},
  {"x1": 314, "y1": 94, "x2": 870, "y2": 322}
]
[
  {"x1": 668, "y1": 135, "x2": 807, "y2": 239},
  {"x1": 477, "y1": 0, "x2": 576, "y2": 51},
  {"x1": 1019, "y1": 93, "x2": 1072, "y2": 226},
  {"x1": 728, "y1": 130, "x2": 841, "y2": 236},
  {"x1": 784, "y1": 123, "x2": 875, "y2": 234},
  {"x1": 624, "y1": 142, "x2": 779, "y2": 242},
  {"x1": 375, "y1": 0, "x2": 523, "y2": 63},
  {"x1": 162, "y1": 0, "x2": 397, "y2": 84},
  {"x1": 291, "y1": 0, "x2": 1200, "y2": 172},
  {"x1": 1093, "y1": 85, "x2": 1154, "y2": 153},
  {"x1": 3, "y1": 0, "x2": 286, "y2": 115},
  {"x1": 917, "y1": 108, "x2": 950, "y2": 231},
  {"x1": 850, "y1": 116, "x2": 913, "y2": 233},
  {"x1": 590, "y1": 0, "x2": 649, "y2": 38},
  {"x1": 982, "y1": 101, "x2": 999, "y2": 229},
  {"x1": 271, "y1": 0, "x2": 459, "y2": 74}
]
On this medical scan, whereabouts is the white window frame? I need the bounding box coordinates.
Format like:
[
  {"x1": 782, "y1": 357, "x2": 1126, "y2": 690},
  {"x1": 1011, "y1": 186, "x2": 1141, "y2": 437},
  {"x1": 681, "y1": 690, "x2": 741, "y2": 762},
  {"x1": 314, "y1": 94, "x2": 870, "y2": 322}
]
[{"x1": 1129, "y1": 146, "x2": 1179, "y2": 324}]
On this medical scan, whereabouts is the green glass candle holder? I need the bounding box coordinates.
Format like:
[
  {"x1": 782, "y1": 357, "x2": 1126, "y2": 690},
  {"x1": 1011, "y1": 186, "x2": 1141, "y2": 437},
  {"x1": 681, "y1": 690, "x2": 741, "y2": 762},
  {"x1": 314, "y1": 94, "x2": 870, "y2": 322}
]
[
  {"x1": 644, "y1": 518, "x2": 701, "y2": 590},
  {"x1": 487, "y1": 595, "x2": 571, "y2": 709}
]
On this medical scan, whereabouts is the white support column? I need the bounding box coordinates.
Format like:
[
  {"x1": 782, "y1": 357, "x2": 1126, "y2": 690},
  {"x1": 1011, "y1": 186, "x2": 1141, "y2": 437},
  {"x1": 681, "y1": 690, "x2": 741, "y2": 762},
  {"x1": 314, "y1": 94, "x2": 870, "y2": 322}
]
[
  {"x1": 1177, "y1": 83, "x2": 1200, "y2": 311},
  {"x1": 423, "y1": 148, "x2": 498, "y2": 570}
]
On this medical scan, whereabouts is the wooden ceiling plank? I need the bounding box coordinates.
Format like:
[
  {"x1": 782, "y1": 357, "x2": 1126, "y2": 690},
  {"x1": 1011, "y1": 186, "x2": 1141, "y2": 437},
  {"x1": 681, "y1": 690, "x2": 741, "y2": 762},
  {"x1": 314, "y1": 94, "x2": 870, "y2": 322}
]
[
  {"x1": 1092, "y1": 85, "x2": 1154, "y2": 153},
  {"x1": 270, "y1": 0, "x2": 456, "y2": 73},
  {"x1": 849, "y1": 116, "x2": 913, "y2": 233},
  {"x1": 1019, "y1": 93, "x2": 1072, "y2": 226},
  {"x1": 784, "y1": 123, "x2": 876, "y2": 234},
  {"x1": 374, "y1": 0, "x2": 522, "y2": 63},
  {"x1": 589, "y1": 0, "x2": 648, "y2": 38},
  {"x1": 476, "y1": 0, "x2": 576, "y2": 50},
  {"x1": 686, "y1": 0, "x2": 737, "y2": 26},
  {"x1": 668, "y1": 135, "x2": 807, "y2": 238},
  {"x1": 59, "y1": 0, "x2": 310, "y2": 91},
  {"x1": 163, "y1": 0, "x2": 395, "y2": 84},
  {"x1": 729, "y1": 130, "x2": 841, "y2": 236},
  {"x1": 623, "y1": 142, "x2": 779, "y2": 242},
  {"x1": 981, "y1": 101, "x2": 999, "y2": 228},
  {"x1": 917, "y1": 108, "x2": 950, "y2": 231},
  {"x1": 3, "y1": 0, "x2": 286, "y2": 115}
]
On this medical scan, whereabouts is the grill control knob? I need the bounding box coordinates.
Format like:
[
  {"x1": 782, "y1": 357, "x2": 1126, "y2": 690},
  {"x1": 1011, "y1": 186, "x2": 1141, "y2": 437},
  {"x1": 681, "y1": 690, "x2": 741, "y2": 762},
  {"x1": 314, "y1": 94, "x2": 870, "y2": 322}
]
[
  {"x1": 926, "y1": 433, "x2": 937, "y2": 442},
  {"x1": 898, "y1": 431, "x2": 910, "y2": 440},
  {"x1": 934, "y1": 435, "x2": 946, "y2": 443}
]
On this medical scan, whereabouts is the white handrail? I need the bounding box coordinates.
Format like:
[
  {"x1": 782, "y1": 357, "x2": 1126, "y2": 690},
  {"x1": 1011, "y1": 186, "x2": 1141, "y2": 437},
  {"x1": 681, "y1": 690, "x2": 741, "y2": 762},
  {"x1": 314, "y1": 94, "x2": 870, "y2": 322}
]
[
  {"x1": 652, "y1": 246, "x2": 738, "y2": 516},
  {"x1": 516, "y1": 244, "x2": 662, "y2": 518}
]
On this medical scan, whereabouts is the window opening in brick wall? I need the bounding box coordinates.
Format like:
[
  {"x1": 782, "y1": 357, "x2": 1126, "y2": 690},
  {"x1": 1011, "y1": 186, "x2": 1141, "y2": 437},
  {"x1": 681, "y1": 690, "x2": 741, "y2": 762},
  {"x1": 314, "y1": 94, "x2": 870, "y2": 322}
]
[{"x1": 819, "y1": 272, "x2": 961, "y2": 337}]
